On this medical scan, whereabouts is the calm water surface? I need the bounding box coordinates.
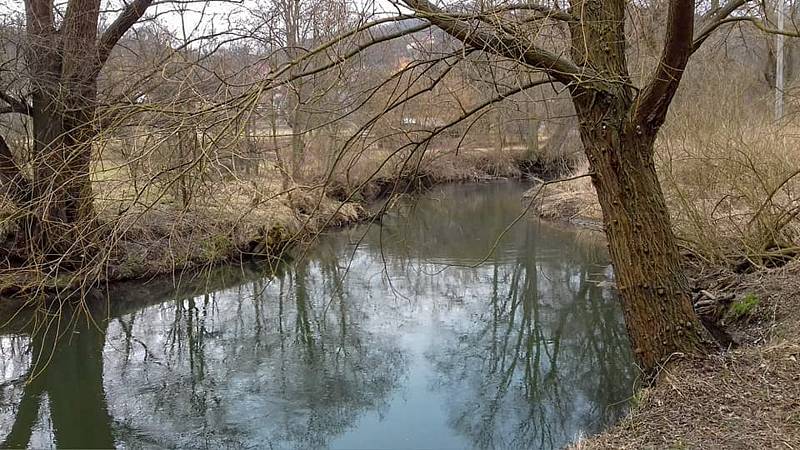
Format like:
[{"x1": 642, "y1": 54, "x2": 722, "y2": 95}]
[{"x1": 0, "y1": 182, "x2": 635, "y2": 449}]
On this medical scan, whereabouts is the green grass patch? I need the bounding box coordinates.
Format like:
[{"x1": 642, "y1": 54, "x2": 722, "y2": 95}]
[{"x1": 727, "y1": 293, "x2": 760, "y2": 320}]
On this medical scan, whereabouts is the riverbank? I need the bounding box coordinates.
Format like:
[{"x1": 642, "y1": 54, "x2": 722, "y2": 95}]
[
  {"x1": 5, "y1": 150, "x2": 799, "y2": 447},
  {"x1": 531, "y1": 170, "x2": 800, "y2": 448},
  {"x1": 575, "y1": 260, "x2": 800, "y2": 448},
  {"x1": 0, "y1": 181, "x2": 633, "y2": 449},
  {"x1": 0, "y1": 147, "x2": 540, "y2": 300}
]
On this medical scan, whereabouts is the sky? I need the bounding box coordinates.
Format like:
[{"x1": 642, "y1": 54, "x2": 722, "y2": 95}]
[{"x1": 0, "y1": 0, "x2": 403, "y2": 45}]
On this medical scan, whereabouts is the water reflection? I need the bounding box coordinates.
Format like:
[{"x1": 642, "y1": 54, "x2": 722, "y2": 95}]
[
  {"x1": 1, "y1": 317, "x2": 114, "y2": 449},
  {"x1": 428, "y1": 234, "x2": 631, "y2": 449},
  {"x1": 0, "y1": 182, "x2": 634, "y2": 449}
]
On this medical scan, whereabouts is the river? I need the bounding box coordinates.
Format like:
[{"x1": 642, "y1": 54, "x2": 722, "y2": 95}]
[{"x1": 0, "y1": 181, "x2": 634, "y2": 449}]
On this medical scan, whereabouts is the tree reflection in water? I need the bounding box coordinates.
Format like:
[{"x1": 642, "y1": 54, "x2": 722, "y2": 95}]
[
  {"x1": 0, "y1": 182, "x2": 634, "y2": 449},
  {"x1": 0, "y1": 314, "x2": 114, "y2": 449},
  {"x1": 101, "y1": 258, "x2": 406, "y2": 448},
  {"x1": 425, "y1": 227, "x2": 633, "y2": 449},
  {"x1": 360, "y1": 181, "x2": 635, "y2": 449}
]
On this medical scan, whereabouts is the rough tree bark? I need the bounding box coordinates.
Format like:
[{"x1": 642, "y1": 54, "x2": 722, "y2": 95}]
[
  {"x1": 565, "y1": 0, "x2": 716, "y2": 370},
  {"x1": 26, "y1": 0, "x2": 100, "y2": 262},
  {"x1": 575, "y1": 99, "x2": 714, "y2": 369}
]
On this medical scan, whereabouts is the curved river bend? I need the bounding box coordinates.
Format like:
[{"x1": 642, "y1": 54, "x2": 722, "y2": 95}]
[{"x1": 0, "y1": 181, "x2": 634, "y2": 449}]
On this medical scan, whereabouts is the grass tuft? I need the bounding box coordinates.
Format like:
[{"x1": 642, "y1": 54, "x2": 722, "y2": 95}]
[{"x1": 727, "y1": 293, "x2": 760, "y2": 321}]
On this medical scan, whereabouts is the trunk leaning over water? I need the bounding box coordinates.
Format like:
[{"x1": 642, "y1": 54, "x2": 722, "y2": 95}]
[
  {"x1": 576, "y1": 105, "x2": 715, "y2": 371},
  {"x1": 565, "y1": 0, "x2": 715, "y2": 373}
]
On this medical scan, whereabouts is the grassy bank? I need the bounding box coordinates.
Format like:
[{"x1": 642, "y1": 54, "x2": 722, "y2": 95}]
[{"x1": 0, "y1": 145, "x2": 537, "y2": 300}]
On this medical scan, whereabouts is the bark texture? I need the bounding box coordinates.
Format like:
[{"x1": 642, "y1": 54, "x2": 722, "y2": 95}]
[
  {"x1": 577, "y1": 106, "x2": 714, "y2": 369},
  {"x1": 565, "y1": 0, "x2": 715, "y2": 371}
]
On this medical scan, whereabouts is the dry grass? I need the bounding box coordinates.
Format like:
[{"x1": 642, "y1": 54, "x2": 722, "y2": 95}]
[
  {"x1": 0, "y1": 137, "x2": 533, "y2": 297},
  {"x1": 303, "y1": 141, "x2": 529, "y2": 195},
  {"x1": 660, "y1": 121, "x2": 800, "y2": 260},
  {"x1": 534, "y1": 121, "x2": 800, "y2": 266},
  {"x1": 0, "y1": 157, "x2": 367, "y2": 294},
  {"x1": 576, "y1": 344, "x2": 800, "y2": 449},
  {"x1": 530, "y1": 160, "x2": 603, "y2": 225}
]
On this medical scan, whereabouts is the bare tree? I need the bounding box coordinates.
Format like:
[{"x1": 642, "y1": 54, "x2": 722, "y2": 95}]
[
  {"x1": 358, "y1": 0, "x2": 763, "y2": 373},
  {"x1": 0, "y1": 0, "x2": 789, "y2": 377}
]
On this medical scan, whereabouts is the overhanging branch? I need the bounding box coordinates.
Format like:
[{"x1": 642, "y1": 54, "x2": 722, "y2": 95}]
[
  {"x1": 633, "y1": 0, "x2": 695, "y2": 128},
  {"x1": 475, "y1": 3, "x2": 576, "y2": 22},
  {"x1": 97, "y1": 0, "x2": 154, "y2": 68},
  {"x1": 695, "y1": 14, "x2": 800, "y2": 43},
  {"x1": 400, "y1": 0, "x2": 584, "y2": 85},
  {"x1": 692, "y1": 0, "x2": 751, "y2": 53}
]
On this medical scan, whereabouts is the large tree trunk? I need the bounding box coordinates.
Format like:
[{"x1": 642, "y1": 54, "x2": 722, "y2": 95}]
[
  {"x1": 562, "y1": 0, "x2": 714, "y2": 373},
  {"x1": 20, "y1": 0, "x2": 100, "y2": 266},
  {"x1": 27, "y1": 84, "x2": 97, "y2": 265},
  {"x1": 572, "y1": 90, "x2": 714, "y2": 371}
]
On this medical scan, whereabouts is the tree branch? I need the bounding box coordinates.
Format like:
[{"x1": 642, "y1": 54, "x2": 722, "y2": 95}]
[
  {"x1": 633, "y1": 0, "x2": 695, "y2": 128},
  {"x1": 695, "y1": 14, "x2": 800, "y2": 44},
  {"x1": 97, "y1": 0, "x2": 154, "y2": 68},
  {"x1": 0, "y1": 91, "x2": 31, "y2": 115},
  {"x1": 480, "y1": 3, "x2": 576, "y2": 22},
  {"x1": 400, "y1": 0, "x2": 584, "y2": 85},
  {"x1": 692, "y1": 0, "x2": 751, "y2": 53}
]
